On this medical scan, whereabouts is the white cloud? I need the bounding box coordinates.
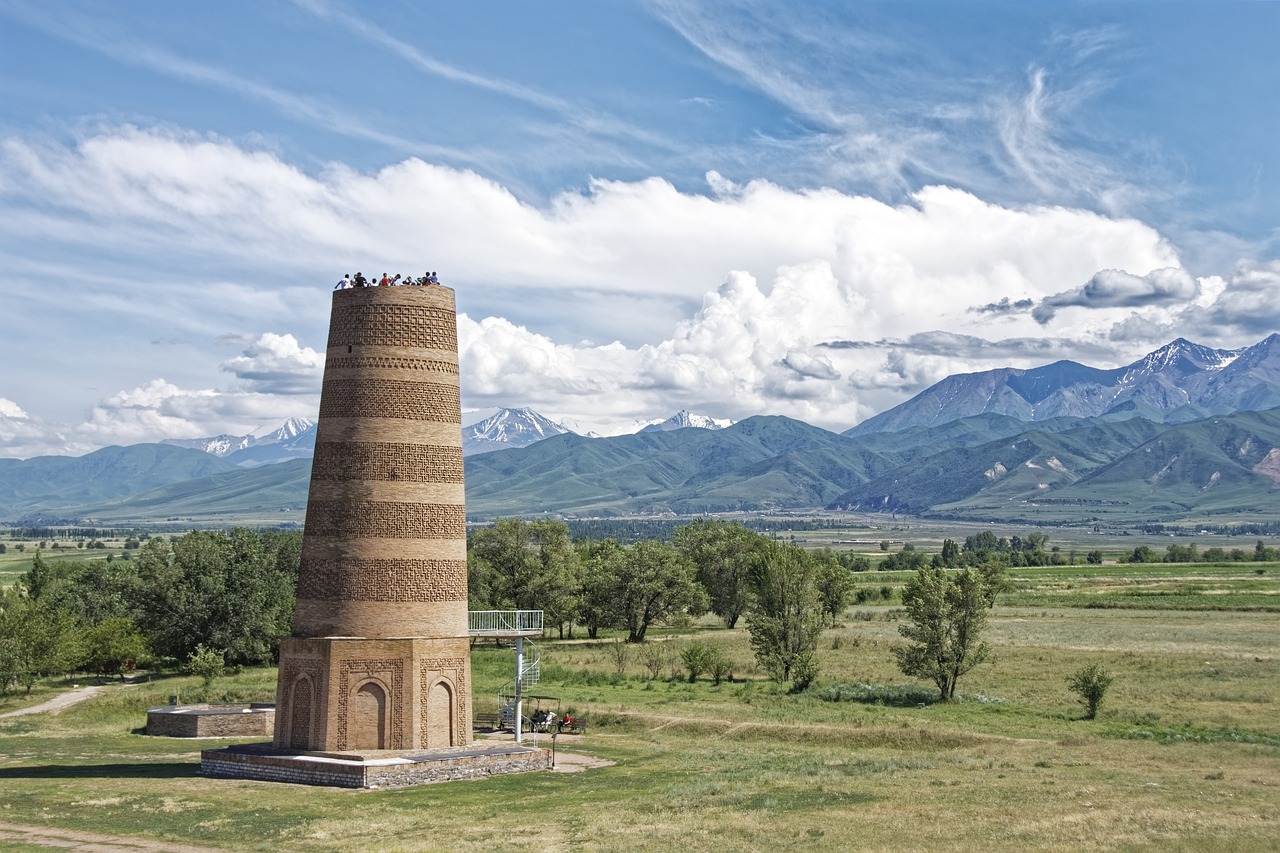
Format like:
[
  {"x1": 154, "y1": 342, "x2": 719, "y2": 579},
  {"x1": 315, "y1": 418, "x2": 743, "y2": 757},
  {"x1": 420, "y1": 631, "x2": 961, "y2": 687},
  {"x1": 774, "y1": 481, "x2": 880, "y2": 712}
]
[
  {"x1": 0, "y1": 398, "x2": 29, "y2": 420},
  {"x1": 0, "y1": 128, "x2": 1274, "y2": 453},
  {"x1": 221, "y1": 333, "x2": 324, "y2": 394}
]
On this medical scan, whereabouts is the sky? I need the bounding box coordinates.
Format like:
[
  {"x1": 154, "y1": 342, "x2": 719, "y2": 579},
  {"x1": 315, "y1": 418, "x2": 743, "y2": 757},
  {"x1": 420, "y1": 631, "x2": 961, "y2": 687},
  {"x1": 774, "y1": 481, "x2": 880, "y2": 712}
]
[{"x1": 0, "y1": 0, "x2": 1277, "y2": 458}]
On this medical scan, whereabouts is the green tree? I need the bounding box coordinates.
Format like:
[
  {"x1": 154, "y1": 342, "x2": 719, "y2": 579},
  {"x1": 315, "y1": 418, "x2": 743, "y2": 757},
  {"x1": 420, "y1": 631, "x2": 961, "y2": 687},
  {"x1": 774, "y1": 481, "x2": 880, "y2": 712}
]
[
  {"x1": 0, "y1": 592, "x2": 80, "y2": 694},
  {"x1": 80, "y1": 617, "x2": 148, "y2": 680},
  {"x1": 1127, "y1": 545, "x2": 1158, "y2": 564},
  {"x1": 614, "y1": 540, "x2": 706, "y2": 643},
  {"x1": 470, "y1": 518, "x2": 580, "y2": 636},
  {"x1": 674, "y1": 520, "x2": 768, "y2": 629},
  {"x1": 813, "y1": 554, "x2": 854, "y2": 627},
  {"x1": 1067, "y1": 662, "x2": 1114, "y2": 720},
  {"x1": 575, "y1": 539, "x2": 625, "y2": 639},
  {"x1": 133, "y1": 530, "x2": 297, "y2": 665},
  {"x1": 745, "y1": 542, "x2": 824, "y2": 690},
  {"x1": 894, "y1": 565, "x2": 1002, "y2": 701}
]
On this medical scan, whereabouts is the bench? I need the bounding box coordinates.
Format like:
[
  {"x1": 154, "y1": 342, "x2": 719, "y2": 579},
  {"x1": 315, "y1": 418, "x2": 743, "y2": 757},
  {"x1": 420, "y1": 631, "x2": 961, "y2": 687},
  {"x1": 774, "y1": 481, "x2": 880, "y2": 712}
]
[
  {"x1": 473, "y1": 712, "x2": 502, "y2": 731},
  {"x1": 557, "y1": 719, "x2": 587, "y2": 735}
]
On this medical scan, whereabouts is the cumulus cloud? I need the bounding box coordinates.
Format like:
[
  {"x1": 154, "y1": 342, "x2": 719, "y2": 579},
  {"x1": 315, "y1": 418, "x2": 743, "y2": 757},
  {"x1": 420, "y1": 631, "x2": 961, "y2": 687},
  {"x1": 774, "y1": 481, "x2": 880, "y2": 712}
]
[
  {"x1": 220, "y1": 333, "x2": 324, "y2": 394},
  {"x1": 1033, "y1": 267, "x2": 1198, "y2": 323},
  {"x1": 76, "y1": 378, "x2": 318, "y2": 449},
  {"x1": 0, "y1": 398, "x2": 30, "y2": 420},
  {"x1": 1, "y1": 128, "x2": 1273, "y2": 452}
]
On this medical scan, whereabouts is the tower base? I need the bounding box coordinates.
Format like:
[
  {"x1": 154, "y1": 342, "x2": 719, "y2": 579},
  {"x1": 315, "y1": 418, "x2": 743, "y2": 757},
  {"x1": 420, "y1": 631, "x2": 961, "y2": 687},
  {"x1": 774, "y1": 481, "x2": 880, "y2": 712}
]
[
  {"x1": 201, "y1": 742, "x2": 550, "y2": 789},
  {"x1": 275, "y1": 636, "x2": 472, "y2": 752}
]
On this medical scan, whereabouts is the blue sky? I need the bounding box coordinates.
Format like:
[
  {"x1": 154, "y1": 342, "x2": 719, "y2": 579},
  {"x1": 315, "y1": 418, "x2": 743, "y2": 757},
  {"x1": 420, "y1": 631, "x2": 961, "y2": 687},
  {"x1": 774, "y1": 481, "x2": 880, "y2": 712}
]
[{"x1": 0, "y1": 0, "x2": 1277, "y2": 456}]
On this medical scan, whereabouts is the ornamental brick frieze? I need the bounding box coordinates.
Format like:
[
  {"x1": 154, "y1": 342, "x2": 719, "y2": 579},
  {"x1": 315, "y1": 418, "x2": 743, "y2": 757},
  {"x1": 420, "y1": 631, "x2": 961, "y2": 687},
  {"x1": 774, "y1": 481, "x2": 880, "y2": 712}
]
[
  {"x1": 327, "y1": 304, "x2": 458, "y2": 351},
  {"x1": 337, "y1": 658, "x2": 406, "y2": 751},
  {"x1": 297, "y1": 559, "x2": 467, "y2": 602},
  {"x1": 421, "y1": 657, "x2": 469, "y2": 747},
  {"x1": 303, "y1": 500, "x2": 465, "y2": 539},
  {"x1": 318, "y1": 378, "x2": 461, "y2": 423},
  {"x1": 323, "y1": 355, "x2": 459, "y2": 376},
  {"x1": 311, "y1": 441, "x2": 464, "y2": 484}
]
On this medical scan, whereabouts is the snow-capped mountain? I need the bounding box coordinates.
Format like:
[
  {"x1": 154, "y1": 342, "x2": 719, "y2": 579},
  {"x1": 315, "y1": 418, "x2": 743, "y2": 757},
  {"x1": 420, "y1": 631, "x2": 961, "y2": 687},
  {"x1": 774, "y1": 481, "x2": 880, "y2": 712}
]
[
  {"x1": 638, "y1": 410, "x2": 735, "y2": 433},
  {"x1": 847, "y1": 335, "x2": 1280, "y2": 436},
  {"x1": 462, "y1": 407, "x2": 574, "y2": 456},
  {"x1": 161, "y1": 432, "x2": 257, "y2": 457},
  {"x1": 161, "y1": 418, "x2": 317, "y2": 466}
]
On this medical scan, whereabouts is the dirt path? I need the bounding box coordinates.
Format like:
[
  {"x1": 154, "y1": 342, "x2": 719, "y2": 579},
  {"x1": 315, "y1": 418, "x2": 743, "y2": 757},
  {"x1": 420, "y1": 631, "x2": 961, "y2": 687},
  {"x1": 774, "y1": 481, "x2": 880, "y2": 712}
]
[
  {"x1": 0, "y1": 684, "x2": 130, "y2": 718},
  {"x1": 0, "y1": 822, "x2": 227, "y2": 853}
]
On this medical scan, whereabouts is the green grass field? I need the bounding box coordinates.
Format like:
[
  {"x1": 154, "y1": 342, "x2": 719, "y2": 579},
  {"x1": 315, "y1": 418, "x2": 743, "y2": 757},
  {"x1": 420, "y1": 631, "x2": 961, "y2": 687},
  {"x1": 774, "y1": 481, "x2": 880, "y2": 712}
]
[{"x1": 1, "y1": 565, "x2": 1279, "y2": 851}]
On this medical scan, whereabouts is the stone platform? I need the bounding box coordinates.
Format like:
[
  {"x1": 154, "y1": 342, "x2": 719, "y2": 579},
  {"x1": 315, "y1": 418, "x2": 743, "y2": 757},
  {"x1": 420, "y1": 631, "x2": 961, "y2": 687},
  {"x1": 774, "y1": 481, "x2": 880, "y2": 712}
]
[
  {"x1": 147, "y1": 703, "x2": 276, "y2": 738},
  {"x1": 200, "y1": 742, "x2": 551, "y2": 789}
]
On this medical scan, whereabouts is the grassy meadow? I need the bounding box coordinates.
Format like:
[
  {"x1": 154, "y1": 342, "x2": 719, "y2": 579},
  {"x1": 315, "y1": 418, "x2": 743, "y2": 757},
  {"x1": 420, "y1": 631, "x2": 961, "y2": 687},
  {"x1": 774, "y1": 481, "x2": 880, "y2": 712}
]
[{"x1": 2, "y1": 562, "x2": 1279, "y2": 851}]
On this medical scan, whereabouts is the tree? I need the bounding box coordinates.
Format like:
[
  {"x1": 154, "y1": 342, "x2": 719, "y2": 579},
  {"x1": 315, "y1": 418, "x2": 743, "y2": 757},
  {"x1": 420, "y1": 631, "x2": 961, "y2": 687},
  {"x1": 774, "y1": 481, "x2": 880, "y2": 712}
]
[
  {"x1": 133, "y1": 530, "x2": 298, "y2": 665},
  {"x1": 674, "y1": 520, "x2": 768, "y2": 629},
  {"x1": 614, "y1": 540, "x2": 706, "y2": 643},
  {"x1": 813, "y1": 554, "x2": 854, "y2": 627},
  {"x1": 1067, "y1": 662, "x2": 1114, "y2": 720},
  {"x1": 470, "y1": 518, "x2": 580, "y2": 636},
  {"x1": 745, "y1": 542, "x2": 824, "y2": 690},
  {"x1": 575, "y1": 539, "x2": 625, "y2": 639},
  {"x1": 894, "y1": 565, "x2": 1002, "y2": 701},
  {"x1": 1127, "y1": 545, "x2": 1158, "y2": 564},
  {"x1": 0, "y1": 592, "x2": 80, "y2": 694},
  {"x1": 81, "y1": 617, "x2": 148, "y2": 680}
]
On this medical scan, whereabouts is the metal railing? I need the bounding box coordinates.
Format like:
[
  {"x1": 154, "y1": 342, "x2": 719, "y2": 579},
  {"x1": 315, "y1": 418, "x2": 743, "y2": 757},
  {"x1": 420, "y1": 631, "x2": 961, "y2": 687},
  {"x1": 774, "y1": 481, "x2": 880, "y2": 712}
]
[{"x1": 467, "y1": 610, "x2": 544, "y2": 636}]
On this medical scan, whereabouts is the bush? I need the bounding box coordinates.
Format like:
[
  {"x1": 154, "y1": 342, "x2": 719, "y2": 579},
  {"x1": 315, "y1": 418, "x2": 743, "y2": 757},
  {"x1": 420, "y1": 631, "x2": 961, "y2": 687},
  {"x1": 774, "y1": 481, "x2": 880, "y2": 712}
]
[
  {"x1": 637, "y1": 641, "x2": 670, "y2": 680},
  {"x1": 1067, "y1": 662, "x2": 1114, "y2": 720},
  {"x1": 186, "y1": 644, "x2": 226, "y2": 691},
  {"x1": 681, "y1": 642, "x2": 713, "y2": 682}
]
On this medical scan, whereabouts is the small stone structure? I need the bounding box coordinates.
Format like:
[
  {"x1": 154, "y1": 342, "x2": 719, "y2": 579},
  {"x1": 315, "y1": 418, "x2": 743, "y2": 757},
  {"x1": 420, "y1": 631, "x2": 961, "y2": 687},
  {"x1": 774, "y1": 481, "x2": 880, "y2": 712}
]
[
  {"x1": 202, "y1": 743, "x2": 550, "y2": 789},
  {"x1": 147, "y1": 703, "x2": 275, "y2": 738},
  {"x1": 201, "y1": 283, "x2": 549, "y2": 786}
]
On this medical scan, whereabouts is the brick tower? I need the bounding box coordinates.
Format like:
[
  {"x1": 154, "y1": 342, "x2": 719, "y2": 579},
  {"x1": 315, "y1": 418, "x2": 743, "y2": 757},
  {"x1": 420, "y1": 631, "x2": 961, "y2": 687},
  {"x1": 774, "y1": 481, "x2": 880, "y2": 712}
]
[{"x1": 273, "y1": 284, "x2": 472, "y2": 753}]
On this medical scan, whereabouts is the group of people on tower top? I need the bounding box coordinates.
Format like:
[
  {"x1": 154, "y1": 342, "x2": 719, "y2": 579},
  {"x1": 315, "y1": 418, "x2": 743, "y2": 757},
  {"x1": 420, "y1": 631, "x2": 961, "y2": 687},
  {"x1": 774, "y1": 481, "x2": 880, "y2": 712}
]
[{"x1": 335, "y1": 271, "x2": 440, "y2": 289}]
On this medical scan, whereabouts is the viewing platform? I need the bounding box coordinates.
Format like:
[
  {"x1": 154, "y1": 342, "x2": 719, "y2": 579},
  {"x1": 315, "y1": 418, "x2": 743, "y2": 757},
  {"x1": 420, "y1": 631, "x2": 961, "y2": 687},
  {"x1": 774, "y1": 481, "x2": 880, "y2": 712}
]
[{"x1": 468, "y1": 610, "x2": 543, "y2": 639}]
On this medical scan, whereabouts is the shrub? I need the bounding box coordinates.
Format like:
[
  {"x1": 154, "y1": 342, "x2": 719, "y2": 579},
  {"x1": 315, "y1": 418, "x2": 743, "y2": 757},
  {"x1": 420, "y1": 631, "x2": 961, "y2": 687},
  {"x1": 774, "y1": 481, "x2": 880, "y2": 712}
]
[
  {"x1": 186, "y1": 644, "x2": 226, "y2": 691},
  {"x1": 637, "y1": 641, "x2": 670, "y2": 680},
  {"x1": 1067, "y1": 662, "x2": 1114, "y2": 720},
  {"x1": 681, "y1": 642, "x2": 713, "y2": 682}
]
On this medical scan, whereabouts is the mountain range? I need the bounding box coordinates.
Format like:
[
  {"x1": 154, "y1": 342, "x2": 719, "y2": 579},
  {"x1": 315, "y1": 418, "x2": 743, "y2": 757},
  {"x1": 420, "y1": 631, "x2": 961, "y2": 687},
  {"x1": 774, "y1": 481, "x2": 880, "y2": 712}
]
[
  {"x1": 849, "y1": 335, "x2": 1280, "y2": 435},
  {"x1": 4, "y1": 335, "x2": 1279, "y2": 525},
  {"x1": 161, "y1": 417, "x2": 316, "y2": 467}
]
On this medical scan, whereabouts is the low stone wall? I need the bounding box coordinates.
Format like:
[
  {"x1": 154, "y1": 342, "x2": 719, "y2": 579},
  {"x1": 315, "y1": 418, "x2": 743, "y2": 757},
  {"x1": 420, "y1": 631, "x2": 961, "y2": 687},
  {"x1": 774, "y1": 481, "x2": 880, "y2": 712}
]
[
  {"x1": 146, "y1": 703, "x2": 276, "y2": 738},
  {"x1": 200, "y1": 743, "x2": 552, "y2": 788}
]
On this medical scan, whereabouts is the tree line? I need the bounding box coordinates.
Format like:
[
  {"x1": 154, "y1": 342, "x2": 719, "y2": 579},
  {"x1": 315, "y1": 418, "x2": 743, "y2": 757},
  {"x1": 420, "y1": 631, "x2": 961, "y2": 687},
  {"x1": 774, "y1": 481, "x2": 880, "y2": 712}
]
[
  {"x1": 3, "y1": 519, "x2": 1015, "y2": 702},
  {"x1": 1, "y1": 529, "x2": 300, "y2": 694}
]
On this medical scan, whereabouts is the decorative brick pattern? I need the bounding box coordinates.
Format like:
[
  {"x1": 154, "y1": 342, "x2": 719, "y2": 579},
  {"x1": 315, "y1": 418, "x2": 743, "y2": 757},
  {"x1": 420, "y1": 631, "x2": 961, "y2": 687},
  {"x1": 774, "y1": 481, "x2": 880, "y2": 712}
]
[
  {"x1": 303, "y1": 501, "x2": 465, "y2": 539},
  {"x1": 318, "y1": 378, "x2": 461, "y2": 422},
  {"x1": 421, "y1": 657, "x2": 469, "y2": 747},
  {"x1": 278, "y1": 657, "x2": 325, "y2": 749},
  {"x1": 311, "y1": 442, "x2": 464, "y2": 484},
  {"x1": 324, "y1": 355, "x2": 458, "y2": 376},
  {"x1": 337, "y1": 659, "x2": 405, "y2": 751},
  {"x1": 296, "y1": 559, "x2": 467, "y2": 602},
  {"x1": 328, "y1": 304, "x2": 459, "y2": 351}
]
